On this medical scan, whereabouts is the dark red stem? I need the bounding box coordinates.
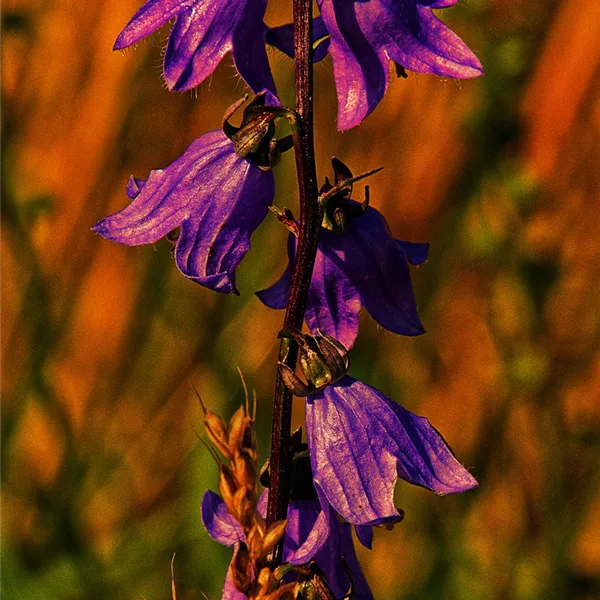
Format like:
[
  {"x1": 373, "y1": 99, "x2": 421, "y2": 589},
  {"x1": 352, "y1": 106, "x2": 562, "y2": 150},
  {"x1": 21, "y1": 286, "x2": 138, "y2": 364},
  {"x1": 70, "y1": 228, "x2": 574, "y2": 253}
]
[{"x1": 266, "y1": 0, "x2": 320, "y2": 565}]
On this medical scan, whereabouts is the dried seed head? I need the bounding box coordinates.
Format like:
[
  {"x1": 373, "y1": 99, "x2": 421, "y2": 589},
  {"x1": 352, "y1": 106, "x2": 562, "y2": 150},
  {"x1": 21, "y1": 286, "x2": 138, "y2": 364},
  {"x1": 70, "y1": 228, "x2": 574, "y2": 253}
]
[
  {"x1": 231, "y1": 543, "x2": 252, "y2": 594},
  {"x1": 261, "y1": 520, "x2": 288, "y2": 559},
  {"x1": 218, "y1": 464, "x2": 239, "y2": 516},
  {"x1": 228, "y1": 405, "x2": 248, "y2": 452},
  {"x1": 233, "y1": 486, "x2": 256, "y2": 531},
  {"x1": 194, "y1": 387, "x2": 233, "y2": 461},
  {"x1": 257, "y1": 567, "x2": 278, "y2": 596},
  {"x1": 246, "y1": 525, "x2": 264, "y2": 561}
]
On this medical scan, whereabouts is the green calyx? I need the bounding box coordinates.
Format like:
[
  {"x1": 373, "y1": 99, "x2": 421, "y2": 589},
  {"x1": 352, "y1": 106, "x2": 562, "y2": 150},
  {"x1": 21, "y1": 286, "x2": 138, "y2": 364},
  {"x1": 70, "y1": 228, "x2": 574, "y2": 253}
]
[
  {"x1": 222, "y1": 93, "x2": 296, "y2": 170},
  {"x1": 319, "y1": 157, "x2": 382, "y2": 232}
]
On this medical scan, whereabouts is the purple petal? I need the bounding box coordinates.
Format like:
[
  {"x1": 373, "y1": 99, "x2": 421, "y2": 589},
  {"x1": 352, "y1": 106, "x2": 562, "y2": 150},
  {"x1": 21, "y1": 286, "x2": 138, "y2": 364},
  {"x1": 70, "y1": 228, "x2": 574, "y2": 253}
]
[
  {"x1": 266, "y1": 17, "x2": 331, "y2": 63},
  {"x1": 419, "y1": 0, "x2": 459, "y2": 7},
  {"x1": 317, "y1": 0, "x2": 389, "y2": 130},
  {"x1": 232, "y1": 0, "x2": 279, "y2": 103},
  {"x1": 286, "y1": 501, "x2": 330, "y2": 565},
  {"x1": 257, "y1": 208, "x2": 426, "y2": 342},
  {"x1": 318, "y1": 0, "x2": 482, "y2": 129},
  {"x1": 255, "y1": 263, "x2": 292, "y2": 308},
  {"x1": 125, "y1": 175, "x2": 145, "y2": 199},
  {"x1": 115, "y1": 0, "x2": 280, "y2": 97},
  {"x1": 397, "y1": 240, "x2": 430, "y2": 266},
  {"x1": 341, "y1": 207, "x2": 426, "y2": 336},
  {"x1": 92, "y1": 132, "x2": 229, "y2": 246},
  {"x1": 163, "y1": 0, "x2": 239, "y2": 91},
  {"x1": 258, "y1": 491, "x2": 330, "y2": 564},
  {"x1": 223, "y1": 560, "x2": 247, "y2": 600},
  {"x1": 93, "y1": 130, "x2": 273, "y2": 294},
  {"x1": 255, "y1": 234, "x2": 294, "y2": 309},
  {"x1": 318, "y1": 522, "x2": 373, "y2": 600},
  {"x1": 354, "y1": 524, "x2": 373, "y2": 550},
  {"x1": 201, "y1": 490, "x2": 244, "y2": 546},
  {"x1": 311, "y1": 488, "x2": 373, "y2": 600},
  {"x1": 383, "y1": 6, "x2": 483, "y2": 79},
  {"x1": 307, "y1": 233, "x2": 362, "y2": 349},
  {"x1": 113, "y1": 0, "x2": 186, "y2": 50},
  {"x1": 172, "y1": 153, "x2": 273, "y2": 294},
  {"x1": 306, "y1": 376, "x2": 478, "y2": 525}
]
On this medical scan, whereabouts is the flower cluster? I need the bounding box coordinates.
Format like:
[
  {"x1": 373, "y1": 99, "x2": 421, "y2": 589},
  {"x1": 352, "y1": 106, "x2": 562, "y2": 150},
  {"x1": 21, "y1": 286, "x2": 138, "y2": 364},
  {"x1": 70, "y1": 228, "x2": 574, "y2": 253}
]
[
  {"x1": 113, "y1": 0, "x2": 482, "y2": 128},
  {"x1": 95, "y1": 1, "x2": 482, "y2": 598}
]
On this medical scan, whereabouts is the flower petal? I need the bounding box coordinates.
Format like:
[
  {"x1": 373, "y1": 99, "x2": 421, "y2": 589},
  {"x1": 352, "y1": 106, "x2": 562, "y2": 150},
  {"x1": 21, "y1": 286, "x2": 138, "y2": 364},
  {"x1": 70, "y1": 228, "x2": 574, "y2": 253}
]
[
  {"x1": 201, "y1": 490, "x2": 244, "y2": 546},
  {"x1": 163, "y1": 0, "x2": 240, "y2": 91},
  {"x1": 232, "y1": 0, "x2": 279, "y2": 103},
  {"x1": 284, "y1": 500, "x2": 330, "y2": 564},
  {"x1": 307, "y1": 376, "x2": 477, "y2": 525},
  {"x1": 354, "y1": 524, "x2": 373, "y2": 550},
  {"x1": 173, "y1": 154, "x2": 273, "y2": 294},
  {"x1": 113, "y1": 0, "x2": 188, "y2": 50},
  {"x1": 92, "y1": 131, "x2": 230, "y2": 246},
  {"x1": 255, "y1": 235, "x2": 294, "y2": 309},
  {"x1": 341, "y1": 207, "x2": 426, "y2": 336},
  {"x1": 223, "y1": 560, "x2": 247, "y2": 600},
  {"x1": 311, "y1": 486, "x2": 374, "y2": 600},
  {"x1": 266, "y1": 17, "x2": 331, "y2": 63},
  {"x1": 307, "y1": 233, "x2": 362, "y2": 349},
  {"x1": 318, "y1": 0, "x2": 482, "y2": 128},
  {"x1": 93, "y1": 130, "x2": 273, "y2": 294},
  {"x1": 397, "y1": 240, "x2": 430, "y2": 266},
  {"x1": 383, "y1": 6, "x2": 483, "y2": 79},
  {"x1": 317, "y1": 522, "x2": 373, "y2": 600},
  {"x1": 317, "y1": 0, "x2": 389, "y2": 130}
]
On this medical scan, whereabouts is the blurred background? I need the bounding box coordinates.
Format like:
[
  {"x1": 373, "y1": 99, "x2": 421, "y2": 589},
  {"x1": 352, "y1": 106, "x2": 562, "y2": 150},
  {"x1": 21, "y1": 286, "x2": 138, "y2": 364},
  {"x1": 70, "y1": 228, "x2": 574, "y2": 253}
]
[{"x1": 2, "y1": 0, "x2": 599, "y2": 598}]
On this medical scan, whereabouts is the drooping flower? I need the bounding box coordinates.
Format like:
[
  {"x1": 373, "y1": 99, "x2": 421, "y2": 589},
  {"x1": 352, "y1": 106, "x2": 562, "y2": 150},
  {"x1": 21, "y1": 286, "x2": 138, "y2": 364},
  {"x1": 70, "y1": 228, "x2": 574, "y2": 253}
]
[
  {"x1": 306, "y1": 375, "x2": 478, "y2": 526},
  {"x1": 267, "y1": 2, "x2": 483, "y2": 129},
  {"x1": 114, "y1": 0, "x2": 277, "y2": 100},
  {"x1": 274, "y1": 331, "x2": 477, "y2": 527},
  {"x1": 202, "y1": 489, "x2": 373, "y2": 599},
  {"x1": 257, "y1": 159, "x2": 428, "y2": 349},
  {"x1": 92, "y1": 97, "x2": 286, "y2": 294}
]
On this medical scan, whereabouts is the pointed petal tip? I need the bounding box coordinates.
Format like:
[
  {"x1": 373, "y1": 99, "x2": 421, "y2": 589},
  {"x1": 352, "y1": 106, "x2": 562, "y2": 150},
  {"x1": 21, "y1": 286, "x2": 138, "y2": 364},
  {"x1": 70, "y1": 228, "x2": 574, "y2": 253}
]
[
  {"x1": 178, "y1": 267, "x2": 237, "y2": 295},
  {"x1": 91, "y1": 220, "x2": 109, "y2": 237},
  {"x1": 456, "y1": 61, "x2": 485, "y2": 79},
  {"x1": 112, "y1": 33, "x2": 128, "y2": 52}
]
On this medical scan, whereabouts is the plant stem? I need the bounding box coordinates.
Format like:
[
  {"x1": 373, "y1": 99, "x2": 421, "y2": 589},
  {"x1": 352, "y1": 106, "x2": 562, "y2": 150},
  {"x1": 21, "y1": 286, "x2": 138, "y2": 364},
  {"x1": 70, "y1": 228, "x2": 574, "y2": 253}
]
[{"x1": 266, "y1": 0, "x2": 320, "y2": 565}]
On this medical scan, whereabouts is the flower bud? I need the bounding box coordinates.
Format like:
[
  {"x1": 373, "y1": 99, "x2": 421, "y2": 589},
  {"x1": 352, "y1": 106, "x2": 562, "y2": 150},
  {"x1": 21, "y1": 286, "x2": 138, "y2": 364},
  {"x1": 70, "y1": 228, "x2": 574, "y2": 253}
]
[{"x1": 278, "y1": 329, "x2": 350, "y2": 396}]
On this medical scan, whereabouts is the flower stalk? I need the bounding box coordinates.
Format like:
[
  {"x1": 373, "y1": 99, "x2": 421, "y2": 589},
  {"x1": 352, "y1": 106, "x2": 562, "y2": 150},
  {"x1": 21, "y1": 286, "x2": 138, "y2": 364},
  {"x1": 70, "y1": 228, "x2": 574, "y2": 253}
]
[{"x1": 265, "y1": 0, "x2": 321, "y2": 564}]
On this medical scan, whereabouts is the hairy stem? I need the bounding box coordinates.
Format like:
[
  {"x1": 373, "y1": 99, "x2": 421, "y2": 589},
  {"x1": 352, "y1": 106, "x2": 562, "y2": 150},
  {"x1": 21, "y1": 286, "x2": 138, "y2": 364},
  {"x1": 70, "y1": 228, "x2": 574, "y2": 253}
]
[{"x1": 266, "y1": 0, "x2": 321, "y2": 565}]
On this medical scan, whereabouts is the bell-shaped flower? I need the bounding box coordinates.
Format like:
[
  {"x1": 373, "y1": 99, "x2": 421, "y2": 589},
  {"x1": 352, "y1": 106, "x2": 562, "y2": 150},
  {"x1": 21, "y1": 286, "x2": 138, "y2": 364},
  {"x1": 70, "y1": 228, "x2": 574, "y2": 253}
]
[
  {"x1": 321, "y1": 0, "x2": 483, "y2": 129},
  {"x1": 93, "y1": 97, "x2": 289, "y2": 294},
  {"x1": 306, "y1": 375, "x2": 478, "y2": 527},
  {"x1": 114, "y1": 0, "x2": 277, "y2": 100},
  {"x1": 267, "y1": 3, "x2": 483, "y2": 129},
  {"x1": 257, "y1": 159, "x2": 428, "y2": 349},
  {"x1": 202, "y1": 489, "x2": 373, "y2": 599}
]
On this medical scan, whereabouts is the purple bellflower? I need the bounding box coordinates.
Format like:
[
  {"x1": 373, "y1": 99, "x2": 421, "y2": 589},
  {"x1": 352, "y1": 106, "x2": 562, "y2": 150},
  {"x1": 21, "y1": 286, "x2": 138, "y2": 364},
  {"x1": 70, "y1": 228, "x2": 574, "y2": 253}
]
[
  {"x1": 93, "y1": 96, "x2": 289, "y2": 294},
  {"x1": 274, "y1": 331, "x2": 477, "y2": 529},
  {"x1": 306, "y1": 375, "x2": 478, "y2": 527},
  {"x1": 267, "y1": 2, "x2": 483, "y2": 129},
  {"x1": 114, "y1": 0, "x2": 277, "y2": 100},
  {"x1": 202, "y1": 488, "x2": 373, "y2": 599},
  {"x1": 257, "y1": 159, "x2": 428, "y2": 349}
]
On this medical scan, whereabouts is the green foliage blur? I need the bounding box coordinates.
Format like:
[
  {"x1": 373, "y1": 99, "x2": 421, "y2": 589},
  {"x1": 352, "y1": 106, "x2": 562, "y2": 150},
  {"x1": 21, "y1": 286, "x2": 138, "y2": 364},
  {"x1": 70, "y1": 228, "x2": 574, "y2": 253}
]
[{"x1": 2, "y1": 0, "x2": 599, "y2": 599}]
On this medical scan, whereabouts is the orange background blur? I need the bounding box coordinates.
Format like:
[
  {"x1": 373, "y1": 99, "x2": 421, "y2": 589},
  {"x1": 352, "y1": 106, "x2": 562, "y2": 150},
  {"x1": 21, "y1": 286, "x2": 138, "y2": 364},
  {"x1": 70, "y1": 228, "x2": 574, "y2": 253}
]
[{"x1": 2, "y1": 0, "x2": 599, "y2": 598}]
